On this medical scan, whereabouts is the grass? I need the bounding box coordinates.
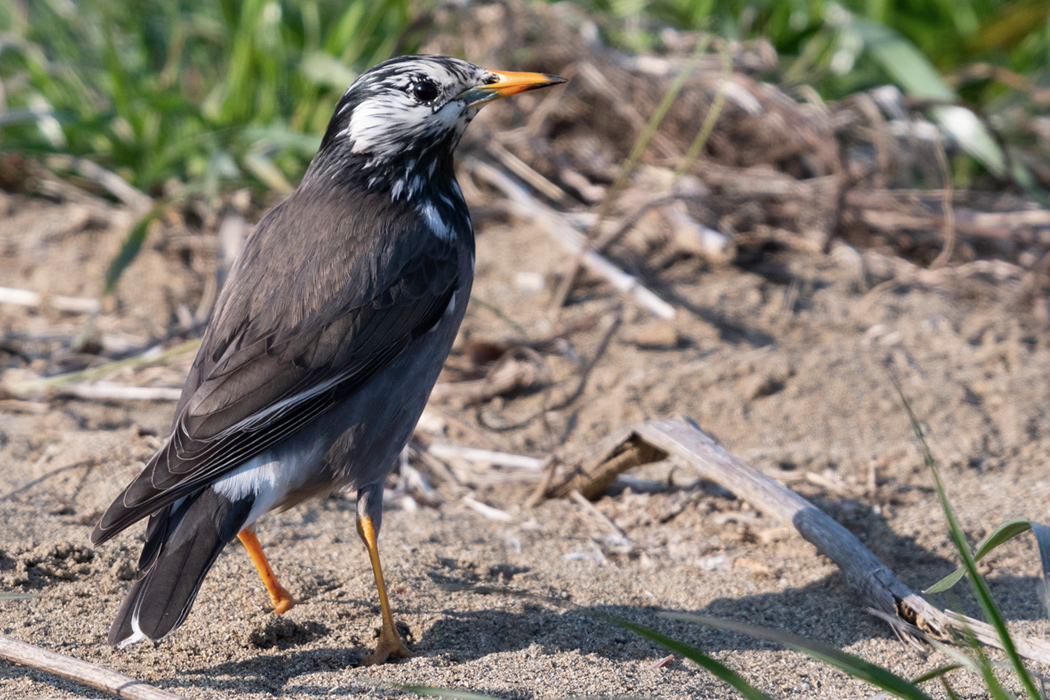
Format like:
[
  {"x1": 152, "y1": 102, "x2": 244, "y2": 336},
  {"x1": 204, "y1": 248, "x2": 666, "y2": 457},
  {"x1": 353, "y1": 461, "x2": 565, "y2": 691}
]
[
  {"x1": 0, "y1": 0, "x2": 415, "y2": 195},
  {"x1": 569, "y1": 0, "x2": 1050, "y2": 104},
  {"x1": 1, "y1": 0, "x2": 1046, "y2": 195},
  {"x1": 579, "y1": 381, "x2": 1049, "y2": 699}
]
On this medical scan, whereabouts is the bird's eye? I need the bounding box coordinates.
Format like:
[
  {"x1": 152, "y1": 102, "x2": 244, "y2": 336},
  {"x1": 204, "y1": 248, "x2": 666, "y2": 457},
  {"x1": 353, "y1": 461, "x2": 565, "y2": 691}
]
[{"x1": 410, "y1": 79, "x2": 440, "y2": 103}]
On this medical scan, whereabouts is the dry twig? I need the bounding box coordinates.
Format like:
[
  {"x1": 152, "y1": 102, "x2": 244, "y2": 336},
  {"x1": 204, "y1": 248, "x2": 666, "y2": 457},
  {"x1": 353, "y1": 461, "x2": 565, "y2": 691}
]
[
  {"x1": 468, "y1": 159, "x2": 676, "y2": 320},
  {"x1": 0, "y1": 286, "x2": 100, "y2": 315},
  {"x1": 569, "y1": 489, "x2": 630, "y2": 546},
  {"x1": 0, "y1": 634, "x2": 186, "y2": 700},
  {"x1": 425, "y1": 443, "x2": 544, "y2": 470},
  {"x1": 50, "y1": 383, "x2": 182, "y2": 402},
  {"x1": 1, "y1": 462, "x2": 90, "y2": 502},
  {"x1": 461, "y1": 496, "x2": 514, "y2": 522},
  {"x1": 5, "y1": 339, "x2": 200, "y2": 398},
  {"x1": 547, "y1": 416, "x2": 1050, "y2": 665}
]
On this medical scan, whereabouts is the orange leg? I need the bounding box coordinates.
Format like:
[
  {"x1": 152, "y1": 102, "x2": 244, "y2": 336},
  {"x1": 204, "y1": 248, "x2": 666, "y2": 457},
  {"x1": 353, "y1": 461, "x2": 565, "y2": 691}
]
[
  {"x1": 238, "y1": 529, "x2": 297, "y2": 614},
  {"x1": 357, "y1": 514, "x2": 412, "y2": 665}
]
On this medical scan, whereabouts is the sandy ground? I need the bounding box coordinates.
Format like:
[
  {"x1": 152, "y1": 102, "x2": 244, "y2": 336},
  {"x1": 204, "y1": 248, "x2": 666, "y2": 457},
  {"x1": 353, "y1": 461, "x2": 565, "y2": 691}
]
[
  {"x1": 2, "y1": 6, "x2": 1050, "y2": 693},
  {"x1": 1, "y1": 174, "x2": 1049, "y2": 699}
]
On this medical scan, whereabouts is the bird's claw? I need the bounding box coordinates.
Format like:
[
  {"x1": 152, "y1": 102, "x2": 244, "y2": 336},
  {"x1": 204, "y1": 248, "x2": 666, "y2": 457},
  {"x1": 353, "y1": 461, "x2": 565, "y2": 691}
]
[
  {"x1": 269, "y1": 583, "x2": 298, "y2": 614},
  {"x1": 361, "y1": 629, "x2": 413, "y2": 666}
]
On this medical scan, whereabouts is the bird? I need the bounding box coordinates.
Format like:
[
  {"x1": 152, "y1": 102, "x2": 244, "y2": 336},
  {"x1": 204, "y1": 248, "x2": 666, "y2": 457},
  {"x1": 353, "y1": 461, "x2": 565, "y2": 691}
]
[{"x1": 90, "y1": 55, "x2": 566, "y2": 666}]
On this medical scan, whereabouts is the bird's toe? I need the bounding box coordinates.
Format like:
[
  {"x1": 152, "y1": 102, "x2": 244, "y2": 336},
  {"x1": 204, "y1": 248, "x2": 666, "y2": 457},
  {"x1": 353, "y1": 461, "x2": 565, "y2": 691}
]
[{"x1": 360, "y1": 632, "x2": 413, "y2": 666}]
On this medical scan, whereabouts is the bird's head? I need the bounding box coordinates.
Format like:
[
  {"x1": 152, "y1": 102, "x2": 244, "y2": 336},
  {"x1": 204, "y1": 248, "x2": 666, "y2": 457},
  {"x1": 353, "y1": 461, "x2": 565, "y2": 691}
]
[{"x1": 308, "y1": 55, "x2": 565, "y2": 197}]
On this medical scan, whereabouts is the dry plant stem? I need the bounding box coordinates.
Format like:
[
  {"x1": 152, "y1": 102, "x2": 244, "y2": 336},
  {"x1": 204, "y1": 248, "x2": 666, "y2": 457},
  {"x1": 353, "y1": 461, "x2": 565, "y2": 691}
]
[
  {"x1": 525, "y1": 457, "x2": 562, "y2": 508},
  {"x1": 1, "y1": 461, "x2": 89, "y2": 502},
  {"x1": 469, "y1": 159, "x2": 676, "y2": 320},
  {"x1": 43, "y1": 155, "x2": 152, "y2": 213},
  {"x1": 929, "y1": 137, "x2": 956, "y2": 269},
  {"x1": 546, "y1": 431, "x2": 666, "y2": 501},
  {"x1": 50, "y1": 383, "x2": 182, "y2": 402},
  {"x1": 939, "y1": 610, "x2": 1050, "y2": 664},
  {"x1": 590, "y1": 195, "x2": 683, "y2": 253},
  {"x1": 569, "y1": 490, "x2": 630, "y2": 544},
  {"x1": 425, "y1": 443, "x2": 544, "y2": 470},
  {"x1": 867, "y1": 608, "x2": 1050, "y2": 666},
  {"x1": 461, "y1": 496, "x2": 513, "y2": 522},
  {"x1": 550, "y1": 38, "x2": 712, "y2": 314},
  {"x1": 486, "y1": 140, "x2": 570, "y2": 202},
  {"x1": 429, "y1": 357, "x2": 545, "y2": 405},
  {"x1": 0, "y1": 286, "x2": 101, "y2": 314},
  {"x1": 550, "y1": 417, "x2": 1050, "y2": 664},
  {"x1": 0, "y1": 634, "x2": 186, "y2": 700},
  {"x1": 6, "y1": 339, "x2": 201, "y2": 397}
]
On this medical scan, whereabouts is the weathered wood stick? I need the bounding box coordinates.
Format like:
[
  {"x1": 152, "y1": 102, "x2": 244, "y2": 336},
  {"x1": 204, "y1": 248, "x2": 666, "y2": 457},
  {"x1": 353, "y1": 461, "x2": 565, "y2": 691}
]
[
  {"x1": 0, "y1": 634, "x2": 186, "y2": 700},
  {"x1": 549, "y1": 416, "x2": 1050, "y2": 664},
  {"x1": 633, "y1": 417, "x2": 946, "y2": 638}
]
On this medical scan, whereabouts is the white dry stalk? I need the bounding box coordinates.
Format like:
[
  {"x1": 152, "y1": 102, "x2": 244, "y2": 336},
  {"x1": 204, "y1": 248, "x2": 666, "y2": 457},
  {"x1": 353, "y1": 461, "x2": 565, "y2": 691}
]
[
  {"x1": 468, "y1": 159, "x2": 676, "y2": 320},
  {"x1": 0, "y1": 286, "x2": 100, "y2": 314},
  {"x1": 426, "y1": 443, "x2": 544, "y2": 470},
  {"x1": 461, "y1": 496, "x2": 514, "y2": 522}
]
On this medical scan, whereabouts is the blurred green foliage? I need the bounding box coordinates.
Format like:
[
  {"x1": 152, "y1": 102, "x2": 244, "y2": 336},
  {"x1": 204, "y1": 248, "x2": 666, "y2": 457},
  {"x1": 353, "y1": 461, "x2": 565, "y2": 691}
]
[
  {"x1": 0, "y1": 0, "x2": 1046, "y2": 194},
  {"x1": 0, "y1": 0, "x2": 413, "y2": 194},
  {"x1": 582, "y1": 0, "x2": 1049, "y2": 102}
]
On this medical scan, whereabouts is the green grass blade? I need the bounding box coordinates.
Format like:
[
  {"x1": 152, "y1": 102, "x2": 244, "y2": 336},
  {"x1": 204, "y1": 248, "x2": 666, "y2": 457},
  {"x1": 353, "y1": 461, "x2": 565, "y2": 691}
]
[
  {"x1": 666, "y1": 613, "x2": 936, "y2": 699},
  {"x1": 925, "y1": 519, "x2": 1032, "y2": 593},
  {"x1": 940, "y1": 677, "x2": 961, "y2": 700},
  {"x1": 1031, "y1": 522, "x2": 1050, "y2": 623},
  {"x1": 674, "y1": 42, "x2": 730, "y2": 178},
  {"x1": 910, "y1": 663, "x2": 963, "y2": 684},
  {"x1": 660, "y1": 613, "x2": 933, "y2": 700},
  {"x1": 849, "y1": 14, "x2": 1040, "y2": 199},
  {"x1": 243, "y1": 151, "x2": 293, "y2": 194},
  {"x1": 103, "y1": 204, "x2": 163, "y2": 297},
  {"x1": 602, "y1": 615, "x2": 771, "y2": 700},
  {"x1": 965, "y1": 623, "x2": 1014, "y2": 700},
  {"x1": 894, "y1": 380, "x2": 1041, "y2": 700},
  {"x1": 589, "y1": 35, "x2": 712, "y2": 232},
  {"x1": 0, "y1": 593, "x2": 40, "y2": 600}
]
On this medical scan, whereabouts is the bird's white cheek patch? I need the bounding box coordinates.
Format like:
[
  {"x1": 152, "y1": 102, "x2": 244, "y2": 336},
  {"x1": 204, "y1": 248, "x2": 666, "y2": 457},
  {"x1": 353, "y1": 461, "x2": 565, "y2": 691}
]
[{"x1": 348, "y1": 97, "x2": 424, "y2": 157}]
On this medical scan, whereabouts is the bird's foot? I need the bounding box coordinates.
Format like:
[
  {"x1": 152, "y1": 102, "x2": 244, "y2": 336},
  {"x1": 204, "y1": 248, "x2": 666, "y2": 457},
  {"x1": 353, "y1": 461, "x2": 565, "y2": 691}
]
[
  {"x1": 361, "y1": 627, "x2": 413, "y2": 666},
  {"x1": 269, "y1": 583, "x2": 298, "y2": 614}
]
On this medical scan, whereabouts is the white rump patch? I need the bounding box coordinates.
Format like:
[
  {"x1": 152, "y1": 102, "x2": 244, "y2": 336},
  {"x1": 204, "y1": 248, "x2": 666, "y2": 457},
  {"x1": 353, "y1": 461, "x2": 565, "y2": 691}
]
[{"x1": 212, "y1": 439, "x2": 323, "y2": 527}]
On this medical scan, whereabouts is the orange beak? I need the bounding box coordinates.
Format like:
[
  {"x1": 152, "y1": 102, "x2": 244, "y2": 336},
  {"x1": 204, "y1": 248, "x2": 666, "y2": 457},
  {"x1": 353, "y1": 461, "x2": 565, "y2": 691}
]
[{"x1": 460, "y1": 69, "x2": 567, "y2": 106}]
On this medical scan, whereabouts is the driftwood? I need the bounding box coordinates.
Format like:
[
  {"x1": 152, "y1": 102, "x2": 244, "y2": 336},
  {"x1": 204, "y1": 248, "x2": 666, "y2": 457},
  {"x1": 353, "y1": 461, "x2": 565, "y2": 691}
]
[
  {"x1": 540, "y1": 416, "x2": 1050, "y2": 665},
  {"x1": 543, "y1": 431, "x2": 666, "y2": 501},
  {"x1": 0, "y1": 634, "x2": 185, "y2": 700}
]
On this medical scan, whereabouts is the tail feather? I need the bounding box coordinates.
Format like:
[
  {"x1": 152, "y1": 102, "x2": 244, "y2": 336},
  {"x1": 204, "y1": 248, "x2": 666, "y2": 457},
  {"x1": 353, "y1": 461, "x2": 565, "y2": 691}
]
[{"x1": 108, "y1": 489, "x2": 254, "y2": 647}]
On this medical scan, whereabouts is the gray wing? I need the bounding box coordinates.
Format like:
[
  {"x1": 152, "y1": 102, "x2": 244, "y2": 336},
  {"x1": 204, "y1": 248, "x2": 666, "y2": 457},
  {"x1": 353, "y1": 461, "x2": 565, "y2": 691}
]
[{"x1": 92, "y1": 192, "x2": 460, "y2": 545}]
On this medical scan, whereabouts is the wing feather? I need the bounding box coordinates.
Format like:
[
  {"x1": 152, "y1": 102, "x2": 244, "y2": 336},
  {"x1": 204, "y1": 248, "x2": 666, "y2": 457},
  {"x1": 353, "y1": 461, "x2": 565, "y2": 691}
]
[{"x1": 92, "y1": 187, "x2": 462, "y2": 545}]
